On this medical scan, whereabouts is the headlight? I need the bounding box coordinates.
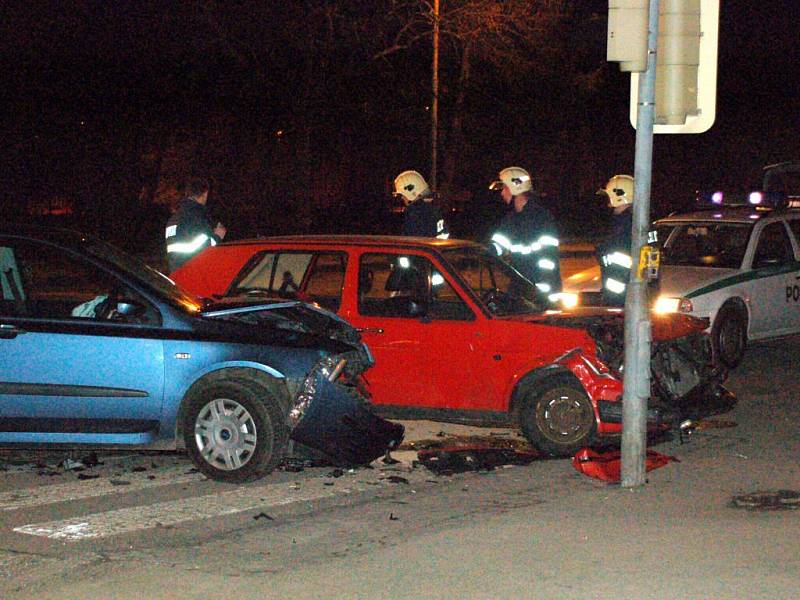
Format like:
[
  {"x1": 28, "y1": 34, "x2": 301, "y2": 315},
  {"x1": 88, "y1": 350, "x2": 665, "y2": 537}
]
[
  {"x1": 546, "y1": 292, "x2": 579, "y2": 309},
  {"x1": 654, "y1": 296, "x2": 693, "y2": 314}
]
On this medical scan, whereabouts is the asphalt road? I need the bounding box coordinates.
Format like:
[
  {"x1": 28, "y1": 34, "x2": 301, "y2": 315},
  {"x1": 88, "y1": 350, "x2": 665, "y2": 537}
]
[{"x1": 1, "y1": 332, "x2": 799, "y2": 599}]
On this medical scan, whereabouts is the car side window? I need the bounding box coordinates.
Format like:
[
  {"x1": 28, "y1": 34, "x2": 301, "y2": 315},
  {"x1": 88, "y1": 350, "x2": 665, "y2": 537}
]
[
  {"x1": 358, "y1": 253, "x2": 473, "y2": 320},
  {"x1": 0, "y1": 240, "x2": 159, "y2": 325},
  {"x1": 752, "y1": 222, "x2": 794, "y2": 269},
  {"x1": 303, "y1": 253, "x2": 346, "y2": 311},
  {"x1": 787, "y1": 219, "x2": 800, "y2": 250},
  {"x1": 230, "y1": 251, "x2": 346, "y2": 310}
]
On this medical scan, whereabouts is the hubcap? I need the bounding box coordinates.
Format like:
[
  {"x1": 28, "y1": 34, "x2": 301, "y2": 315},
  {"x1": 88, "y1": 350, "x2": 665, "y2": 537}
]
[
  {"x1": 194, "y1": 398, "x2": 258, "y2": 471},
  {"x1": 536, "y1": 387, "x2": 594, "y2": 444}
]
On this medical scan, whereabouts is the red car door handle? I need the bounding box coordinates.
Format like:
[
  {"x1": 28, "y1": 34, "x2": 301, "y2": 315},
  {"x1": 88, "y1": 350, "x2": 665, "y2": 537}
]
[{"x1": 356, "y1": 327, "x2": 384, "y2": 334}]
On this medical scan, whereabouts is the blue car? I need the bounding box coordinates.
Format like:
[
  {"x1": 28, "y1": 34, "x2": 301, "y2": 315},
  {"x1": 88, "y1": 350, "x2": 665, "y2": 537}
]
[{"x1": 0, "y1": 226, "x2": 403, "y2": 482}]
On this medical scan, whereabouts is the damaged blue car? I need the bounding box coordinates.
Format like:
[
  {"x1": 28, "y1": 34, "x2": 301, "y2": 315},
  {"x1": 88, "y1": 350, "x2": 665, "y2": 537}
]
[{"x1": 0, "y1": 225, "x2": 404, "y2": 482}]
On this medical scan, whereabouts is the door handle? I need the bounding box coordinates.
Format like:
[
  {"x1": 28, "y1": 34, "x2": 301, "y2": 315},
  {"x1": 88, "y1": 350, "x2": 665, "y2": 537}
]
[
  {"x1": 356, "y1": 327, "x2": 384, "y2": 334},
  {"x1": 0, "y1": 324, "x2": 25, "y2": 339}
]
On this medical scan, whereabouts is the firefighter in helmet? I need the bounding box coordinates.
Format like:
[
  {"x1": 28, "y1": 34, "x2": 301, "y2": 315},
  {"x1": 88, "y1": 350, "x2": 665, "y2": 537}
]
[
  {"x1": 596, "y1": 174, "x2": 634, "y2": 306},
  {"x1": 489, "y1": 166, "x2": 562, "y2": 304},
  {"x1": 393, "y1": 170, "x2": 449, "y2": 239}
]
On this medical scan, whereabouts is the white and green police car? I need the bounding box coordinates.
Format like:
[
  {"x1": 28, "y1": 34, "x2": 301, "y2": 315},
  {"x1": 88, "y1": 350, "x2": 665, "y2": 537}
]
[{"x1": 650, "y1": 191, "x2": 800, "y2": 368}]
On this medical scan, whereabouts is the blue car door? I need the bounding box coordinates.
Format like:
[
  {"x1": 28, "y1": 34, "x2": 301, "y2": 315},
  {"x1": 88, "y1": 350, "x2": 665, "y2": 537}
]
[{"x1": 0, "y1": 238, "x2": 164, "y2": 444}]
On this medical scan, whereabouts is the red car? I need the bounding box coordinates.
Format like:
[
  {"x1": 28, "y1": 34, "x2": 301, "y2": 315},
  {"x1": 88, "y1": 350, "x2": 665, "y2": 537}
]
[{"x1": 172, "y1": 236, "x2": 727, "y2": 457}]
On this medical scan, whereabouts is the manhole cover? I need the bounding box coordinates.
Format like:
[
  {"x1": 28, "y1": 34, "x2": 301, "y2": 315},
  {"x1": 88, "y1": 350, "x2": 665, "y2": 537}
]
[{"x1": 730, "y1": 490, "x2": 800, "y2": 511}]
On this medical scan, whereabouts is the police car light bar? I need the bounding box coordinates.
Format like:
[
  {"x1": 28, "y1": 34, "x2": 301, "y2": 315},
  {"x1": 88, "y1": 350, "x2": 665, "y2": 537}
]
[{"x1": 696, "y1": 190, "x2": 788, "y2": 208}]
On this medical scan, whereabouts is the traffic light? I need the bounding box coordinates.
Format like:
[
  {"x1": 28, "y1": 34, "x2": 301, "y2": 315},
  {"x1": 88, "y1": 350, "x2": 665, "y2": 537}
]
[
  {"x1": 627, "y1": 0, "x2": 720, "y2": 134},
  {"x1": 607, "y1": 0, "x2": 649, "y2": 73}
]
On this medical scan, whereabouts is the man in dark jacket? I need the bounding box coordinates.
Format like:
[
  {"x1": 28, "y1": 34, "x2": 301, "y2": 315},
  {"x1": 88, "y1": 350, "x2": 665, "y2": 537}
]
[
  {"x1": 164, "y1": 177, "x2": 226, "y2": 273},
  {"x1": 595, "y1": 174, "x2": 634, "y2": 306},
  {"x1": 393, "y1": 170, "x2": 449, "y2": 239},
  {"x1": 489, "y1": 166, "x2": 562, "y2": 304}
]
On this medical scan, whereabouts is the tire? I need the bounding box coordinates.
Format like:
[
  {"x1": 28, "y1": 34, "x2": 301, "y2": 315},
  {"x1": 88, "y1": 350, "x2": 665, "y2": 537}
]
[
  {"x1": 711, "y1": 304, "x2": 748, "y2": 369},
  {"x1": 182, "y1": 375, "x2": 288, "y2": 483},
  {"x1": 519, "y1": 374, "x2": 597, "y2": 458}
]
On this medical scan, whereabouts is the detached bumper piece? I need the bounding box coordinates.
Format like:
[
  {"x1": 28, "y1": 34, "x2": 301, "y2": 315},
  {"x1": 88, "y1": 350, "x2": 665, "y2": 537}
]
[
  {"x1": 290, "y1": 375, "x2": 405, "y2": 467},
  {"x1": 597, "y1": 400, "x2": 677, "y2": 427}
]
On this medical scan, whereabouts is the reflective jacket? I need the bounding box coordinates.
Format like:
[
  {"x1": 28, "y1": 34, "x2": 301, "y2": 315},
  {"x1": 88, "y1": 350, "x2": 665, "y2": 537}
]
[
  {"x1": 165, "y1": 199, "x2": 220, "y2": 273},
  {"x1": 596, "y1": 208, "x2": 633, "y2": 306},
  {"x1": 490, "y1": 196, "x2": 562, "y2": 301},
  {"x1": 402, "y1": 199, "x2": 449, "y2": 239}
]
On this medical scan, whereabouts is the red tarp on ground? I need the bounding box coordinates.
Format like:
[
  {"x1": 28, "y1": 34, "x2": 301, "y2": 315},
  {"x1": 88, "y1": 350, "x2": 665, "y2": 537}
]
[{"x1": 572, "y1": 448, "x2": 679, "y2": 482}]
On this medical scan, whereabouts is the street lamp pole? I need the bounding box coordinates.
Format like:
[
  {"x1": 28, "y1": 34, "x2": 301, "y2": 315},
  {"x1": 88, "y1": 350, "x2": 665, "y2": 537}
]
[
  {"x1": 431, "y1": 0, "x2": 440, "y2": 191},
  {"x1": 621, "y1": 0, "x2": 659, "y2": 488}
]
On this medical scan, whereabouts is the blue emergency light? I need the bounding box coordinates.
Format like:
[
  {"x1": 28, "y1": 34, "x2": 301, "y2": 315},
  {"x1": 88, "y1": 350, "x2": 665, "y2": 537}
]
[{"x1": 696, "y1": 190, "x2": 787, "y2": 208}]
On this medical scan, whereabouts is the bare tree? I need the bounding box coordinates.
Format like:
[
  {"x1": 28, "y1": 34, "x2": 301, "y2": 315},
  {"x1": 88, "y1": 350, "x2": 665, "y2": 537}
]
[{"x1": 375, "y1": 1, "x2": 606, "y2": 203}]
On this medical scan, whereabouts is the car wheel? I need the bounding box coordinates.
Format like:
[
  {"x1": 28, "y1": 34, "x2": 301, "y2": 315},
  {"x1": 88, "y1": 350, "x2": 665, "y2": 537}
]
[
  {"x1": 183, "y1": 377, "x2": 288, "y2": 482},
  {"x1": 712, "y1": 304, "x2": 747, "y2": 369},
  {"x1": 520, "y1": 374, "x2": 597, "y2": 458}
]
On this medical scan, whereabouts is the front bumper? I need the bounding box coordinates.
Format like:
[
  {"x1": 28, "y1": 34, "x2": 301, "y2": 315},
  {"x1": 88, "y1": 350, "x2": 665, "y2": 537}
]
[
  {"x1": 289, "y1": 373, "x2": 405, "y2": 466},
  {"x1": 597, "y1": 399, "x2": 678, "y2": 428}
]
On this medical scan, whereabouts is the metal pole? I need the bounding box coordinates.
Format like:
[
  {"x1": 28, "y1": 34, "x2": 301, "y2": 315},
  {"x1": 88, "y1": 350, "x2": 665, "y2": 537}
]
[
  {"x1": 431, "y1": 0, "x2": 440, "y2": 191},
  {"x1": 621, "y1": 0, "x2": 659, "y2": 488}
]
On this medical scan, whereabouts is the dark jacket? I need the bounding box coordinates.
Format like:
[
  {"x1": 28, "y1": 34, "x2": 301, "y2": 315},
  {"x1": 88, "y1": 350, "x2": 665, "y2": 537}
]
[
  {"x1": 165, "y1": 198, "x2": 220, "y2": 273},
  {"x1": 596, "y1": 208, "x2": 633, "y2": 305},
  {"x1": 402, "y1": 199, "x2": 449, "y2": 238},
  {"x1": 491, "y1": 196, "x2": 562, "y2": 299}
]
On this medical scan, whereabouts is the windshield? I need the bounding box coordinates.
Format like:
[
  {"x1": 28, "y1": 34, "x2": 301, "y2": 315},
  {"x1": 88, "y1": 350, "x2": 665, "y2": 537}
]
[
  {"x1": 442, "y1": 246, "x2": 544, "y2": 316},
  {"x1": 81, "y1": 237, "x2": 202, "y2": 312},
  {"x1": 660, "y1": 222, "x2": 753, "y2": 269}
]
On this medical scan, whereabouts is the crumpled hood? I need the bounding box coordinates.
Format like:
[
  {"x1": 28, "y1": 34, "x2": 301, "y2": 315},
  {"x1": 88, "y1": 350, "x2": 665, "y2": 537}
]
[
  {"x1": 658, "y1": 265, "x2": 739, "y2": 297},
  {"x1": 524, "y1": 306, "x2": 708, "y2": 342},
  {"x1": 200, "y1": 296, "x2": 364, "y2": 351}
]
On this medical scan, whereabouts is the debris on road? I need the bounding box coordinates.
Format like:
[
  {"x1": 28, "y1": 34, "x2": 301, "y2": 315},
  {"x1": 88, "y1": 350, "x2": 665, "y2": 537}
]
[
  {"x1": 381, "y1": 475, "x2": 410, "y2": 485},
  {"x1": 730, "y1": 490, "x2": 800, "y2": 511},
  {"x1": 59, "y1": 459, "x2": 85, "y2": 472},
  {"x1": 417, "y1": 446, "x2": 538, "y2": 475},
  {"x1": 572, "y1": 448, "x2": 679, "y2": 482},
  {"x1": 399, "y1": 433, "x2": 533, "y2": 453}
]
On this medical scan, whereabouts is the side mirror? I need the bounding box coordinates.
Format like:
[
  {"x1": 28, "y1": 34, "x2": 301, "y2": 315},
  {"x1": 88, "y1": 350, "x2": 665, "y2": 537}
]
[{"x1": 408, "y1": 299, "x2": 427, "y2": 318}]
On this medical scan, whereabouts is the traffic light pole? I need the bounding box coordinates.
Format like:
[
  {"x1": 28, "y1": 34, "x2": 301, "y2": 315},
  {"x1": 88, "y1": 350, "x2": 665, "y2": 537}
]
[{"x1": 621, "y1": 0, "x2": 659, "y2": 488}]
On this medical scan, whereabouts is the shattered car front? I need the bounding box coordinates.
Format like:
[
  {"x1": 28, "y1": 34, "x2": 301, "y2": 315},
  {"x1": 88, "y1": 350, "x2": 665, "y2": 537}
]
[
  {"x1": 534, "y1": 308, "x2": 734, "y2": 424},
  {"x1": 200, "y1": 297, "x2": 405, "y2": 467}
]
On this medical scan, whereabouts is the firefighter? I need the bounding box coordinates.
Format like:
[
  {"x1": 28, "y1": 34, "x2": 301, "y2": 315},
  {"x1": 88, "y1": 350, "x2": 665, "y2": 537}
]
[
  {"x1": 393, "y1": 170, "x2": 449, "y2": 239},
  {"x1": 595, "y1": 174, "x2": 634, "y2": 306},
  {"x1": 489, "y1": 166, "x2": 562, "y2": 303},
  {"x1": 164, "y1": 177, "x2": 226, "y2": 273}
]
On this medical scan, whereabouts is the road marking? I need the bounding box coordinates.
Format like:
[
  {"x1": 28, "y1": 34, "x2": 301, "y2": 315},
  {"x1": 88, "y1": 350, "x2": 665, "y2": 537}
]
[
  {"x1": 0, "y1": 466, "x2": 206, "y2": 512},
  {"x1": 13, "y1": 475, "x2": 365, "y2": 541}
]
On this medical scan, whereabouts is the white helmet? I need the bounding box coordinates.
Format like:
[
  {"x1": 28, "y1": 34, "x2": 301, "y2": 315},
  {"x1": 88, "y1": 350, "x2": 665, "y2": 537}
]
[
  {"x1": 393, "y1": 170, "x2": 431, "y2": 204},
  {"x1": 490, "y1": 166, "x2": 532, "y2": 196},
  {"x1": 599, "y1": 174, "x2": 634, "y2": 208}
]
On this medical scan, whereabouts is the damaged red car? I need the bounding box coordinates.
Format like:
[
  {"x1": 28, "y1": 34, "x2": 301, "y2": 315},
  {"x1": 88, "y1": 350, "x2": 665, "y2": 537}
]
[{"x1": 172, "y1": 236, "x2": 731, "y2": 457}]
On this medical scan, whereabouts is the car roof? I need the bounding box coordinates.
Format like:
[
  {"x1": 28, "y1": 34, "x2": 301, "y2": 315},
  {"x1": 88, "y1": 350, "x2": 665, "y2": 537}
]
[
  {"x1": 655, "y1": 207, "x2": 793, "y2": 225},
  {"x1": 219, "y1": 234, "x2": 485, "y2": 251},
  {"x1": 0, "y1": 223, "x2": 92, "y2": 246}
]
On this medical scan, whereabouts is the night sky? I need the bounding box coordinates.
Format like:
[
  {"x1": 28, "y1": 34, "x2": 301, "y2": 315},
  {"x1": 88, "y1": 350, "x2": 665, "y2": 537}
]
[{"x1": 1, "y1": 1, "x2": 798, "y2": 249}]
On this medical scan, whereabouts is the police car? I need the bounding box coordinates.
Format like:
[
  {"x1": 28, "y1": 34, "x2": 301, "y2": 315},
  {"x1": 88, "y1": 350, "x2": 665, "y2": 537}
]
[
  {"x1": 564, "y1": 184, "x2": 800, "y2": 369},
  {"x1": 650, "y1": 189, "x2": 800, "y2": 368}
]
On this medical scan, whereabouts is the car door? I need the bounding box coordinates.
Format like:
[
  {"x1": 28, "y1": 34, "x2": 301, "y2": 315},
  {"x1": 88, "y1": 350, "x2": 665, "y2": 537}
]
[
  {"x1": 746, "y1": 221, "x2": 800, "y2": 337},
  {"x1": 349, "y1": 251, "x2": 496, "y2": 412},
  {"x1": 784, "y1": 217, "x2": 800, "y2": 330},
  {"x1": 0, "y1": 237, "x2": 165, "y2": 443}
]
